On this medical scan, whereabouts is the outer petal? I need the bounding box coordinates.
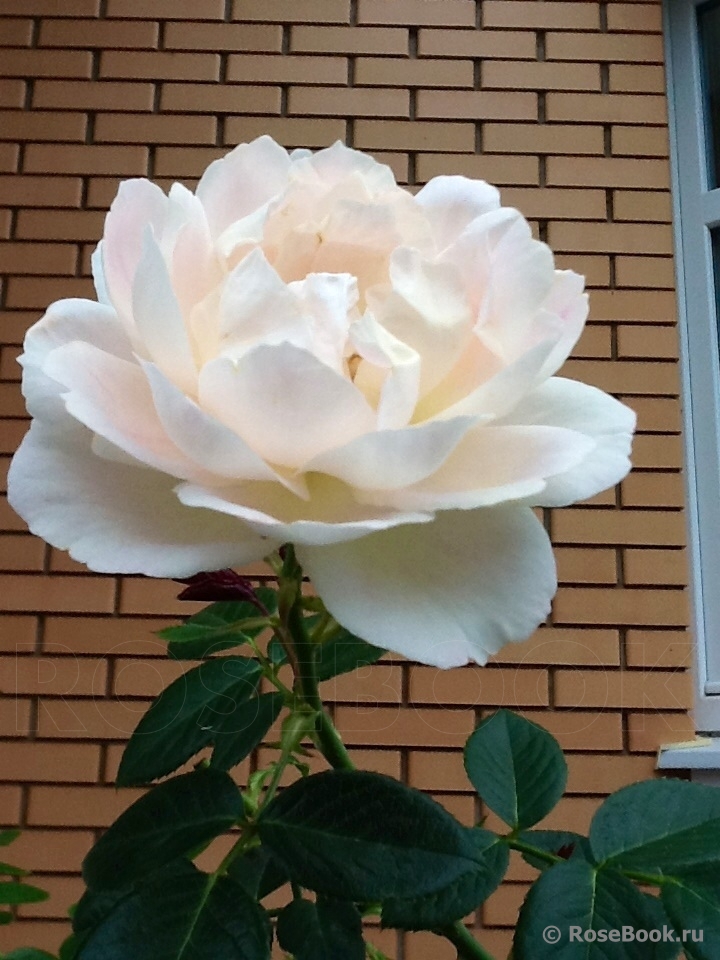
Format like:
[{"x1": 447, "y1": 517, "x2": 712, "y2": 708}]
[
  {"x1": 7, "y1": 420, "x2": 270, "y2": 577},
  {"x1": 199, "y1": 343, "x2": 376, "y2": 468},
  {"x1": 357, "y1": 423, "x2": 594, "y2": 511},
  {"x1": 415, "y1": 175, "x2": 500, "y2": 254},
  {"x1": 297, "y1": 506, "x2": 556, "y2": 667},
  {"x1": 195, "y1": 135, "x2": 292, "y2": 239},
  {"x1": 498, "y1": 377, "x2": 636, "y2": 506}
]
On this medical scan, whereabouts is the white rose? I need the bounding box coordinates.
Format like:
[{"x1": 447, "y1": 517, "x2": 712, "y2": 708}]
[{"x1": 8, "y1": 137, "x2": 635, "y2": 668}]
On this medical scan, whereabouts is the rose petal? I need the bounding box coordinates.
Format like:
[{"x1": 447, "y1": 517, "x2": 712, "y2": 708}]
[
  {"x1": 497, "y1": 377, "x2": 636, "y2": 506},
  {"x1": 199, "y1": 342, "x2": 376, "y2": 468},
  {"x1": 297, "y1": 505, "x2": 556, "y2": 667},
  {"x1": 7, "y1": 420, "x2": 269, "y2": 577},
  {"x1": 415, "y1": 175, "x2": 500, "y2": 253},
  {"x1": 349, "y1": 310, "x2": 420, "y2": 429}
]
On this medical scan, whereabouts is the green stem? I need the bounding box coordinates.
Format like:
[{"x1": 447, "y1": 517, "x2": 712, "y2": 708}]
[
  {"x1": 437, "y1": 922, "x2": 498, "y2": 960},
  {"x1": 505, "y1": 837, "x2": 562, "y2": 866}
]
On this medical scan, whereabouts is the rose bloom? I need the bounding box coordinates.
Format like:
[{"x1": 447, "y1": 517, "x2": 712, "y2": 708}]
[{"x1": 8, "y1": 138, "x2": 634, "y2": 668}]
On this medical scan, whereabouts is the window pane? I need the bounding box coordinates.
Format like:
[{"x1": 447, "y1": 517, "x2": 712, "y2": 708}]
[
  {"x1": 699, "y1": 0, "x2": 720, "y2": 187},
  {"x1": 714, "y1": 227, "x2": 720, "y2": 320}
]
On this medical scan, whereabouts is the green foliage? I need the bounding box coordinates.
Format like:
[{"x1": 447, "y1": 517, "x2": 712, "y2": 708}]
[
  {"x1": 464, "y1": 709, "x2": 567, "y2": 830},
  {"x1": 210, "y1": 691, "x2": 284, "y2": 772},
  {"x1": 1, "y1": 950, "x2": 58, "y2": 959},
  {"x1": 0, "y1": 830, "x2": 49, "y2": 930},
  {"x1": 83, "y1": 768, "x2": 243, "y2": 891},
  {"x1": 314, "y1": 630, "x2": 386, "y2": 682},
  {"x1": 117, "y1": 656, "x2": 263, "y2": 786},
  {"x1": 159, "y1": 589, "x2": 277, "y2": 660},
  {"x1": 276, "y1": 897, "x2": 365, "y2": 960},
  {"x1": 227, "y1": 847, "x2": 289, "y2": 901},
  {"x1": 516, "y1": 830, "x2": 593, "y2": 871}
]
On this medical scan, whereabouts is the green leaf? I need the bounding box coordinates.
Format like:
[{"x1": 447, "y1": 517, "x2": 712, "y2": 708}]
[
  {"x1": 277, "y1": 897, "x2": 365, "y2": 960},
  {"x1": 210, "y1": 692, "x2": 284, "y2": 772},
  {"x1": 314, "y1": 631, "x2": 386, "y2": 682},
  {"x1": 117, "y1": 656, "x2": 262, "y2": 786},
  {"x1": 0, "y1": 861, "x2": 27, "y2": 877},
  {"x1": 464, "y1": 710, "x2": 567, "y2": 830},
  {"x1": 590, "y1": 780, "x2": 720, "y2": 874},
  {"x1": 259, "y1": 770, "x2": 486, "y2": 902},
  {"x1": 161, "y1": 590, "x2": 277, "y2": 660},
  {"x1": 515, "y1": 859, "x2": 680, "y2": 959},
  {"x1": 83, "y1": 767, "x2": 242, "y2": 891},
  {"x1": 0, "y1": 910, "x2": 12, "y2": 924},
  {"x1": 58, "y1": 934, "x2": 82, "y2": 960},
  {"x1": 227, "y1": 846, "x2": 289, "y2": 900},
  {"x1": 661, "y1": 866, "x2": 720, "y2": 960},
  {"x1": 0, "y1": 881, "x2": 49, "y2": 905},
  {"x1": 382, "y1": 828, "x2": 508, "y2": 930},
  {"x1": 266, "y1": 636, "x2": 287, "y2": 666},
  {"x1": 517, "y1": 830, "x2": 594, "y2": 871},
  {"x1": 2, "y1": 950, "x2": 58, "y2": 959},
  {"x1": 0, "y1": 831, "x2": 20, "y2": 848},
  {"x1": 78, "y1": 860, "x2": 270, "y2": 960}
]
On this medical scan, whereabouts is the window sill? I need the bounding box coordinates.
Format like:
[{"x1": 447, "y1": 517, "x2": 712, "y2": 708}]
[{"x1": 657, "y1": 738, "x2": 720, "y2": 784}]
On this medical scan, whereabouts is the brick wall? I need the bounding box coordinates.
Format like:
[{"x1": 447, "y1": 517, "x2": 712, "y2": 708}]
[{"x1": 0, "y1": 1, "x2": 692, "y2": 957}]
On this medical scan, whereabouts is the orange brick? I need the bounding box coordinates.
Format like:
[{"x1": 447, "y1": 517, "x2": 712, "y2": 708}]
[
  {"x1": 618, "y1": 324, "x2": 678, "y2": 359},
  {"x1": 404, "y1": 930, "x2": 484, "y2": 960},
  {"x1": 291, "y1": 25, "x2": 408, "y2": 55},
  {"x1": 609, "y1": 63, "x2": 666, "y2": 94},
  {"x1": 0, "y1": 49, "x2": 92, "y2": 78},
  {"x1": 107, "y1": 0, "x2": 224, "y2": 16},
  {"x1": 627, "y1": 710, "x2": 695, "y2": 752},
  {"x1": 322, "y1": 664, "x2": 403, "y2": 704},
  {"x1": 6, "y1": 654, "x2": 107, "y2": 697},
  {"x1": 624, "y1": 548, "x2": 688, "y2": 587},
  {"x1": 17, "y1": 874, "x2": 84, "y2": 920},
  {"x1": 0, "y1": 420, "x2": 29, "y2": 457},
  {"x1": 616, "y1": 256, "x2": 675, "y2": 289},
  {"x1": 608, "y1": 3, "x2": 663, "y2": 32},
  {"x1": 43, "y1": 615, "x2": 168, "y2": 656},
  {"x1": 4, "y1": 828, "x2": 93, "y2": 873},
  {"x1": 225, "y1": 116, "x2": 346, "y2": 148},
  {"x1": 33, "y1": 79, "x2": 155, "y2": 112},
  {"x1": 0, "y1": 242, "x2": 77, "y2": 275},
  {"x1": 485, "y1": 122, "x2": 604, "y2": 155},
  {"x1": 0, "y1": 174, "x2": 82, "y2": 207},
  {"x1": 359, "y1": 0, "x2": 474, "y2": 25},
  {"x1": 6, "y1": 275, "x2": 95, "y2": 309},
  {"x1": 560, "y1": 357, "x2": 679, "y2": 394},
  {"x1": 15, "y1": 210, "x2": 104, "y2": 241},
  {"x1": 0, "y1": 614, "x2": 37, "y2": 653},
  {"x1": 419, "y1": 29, "x2": 536, "y2": 59},
  {"x1": 161, "y1": 82, "x2": 282, "y2": 115},
  {"x1": 0, "y1": 533, "x2": 46, "y2": 571},
  {"x1": 547, "y1": 157, "x2": 669, "y2": 188},
  {"x1": 483, "y1": 0, "x2": 600, "y2": 30},
  {"x1": 94, "y1": 112, "x2": 217, "y2": 145},
  {"x1": 39, "y1": 18, "x2": 158, "y2": 49},
  {"x1": 613, "y1": 125, "x2": 669, "y2": 159},
  {"x1": 555, "y1": 667, "x2": 692, "y2": 710},
  {"x1": 100, "y1": 50, "x2": 220, "y2": 82},
  {"x1": 0, "y1": 496, "x2": 29, "y2": 532},
  {"x1": 24, "y1": 143, "x2": 148, "y2": 176},
  {"x1": 502, "y1": 187, "x2": 607, "y2": 221},
  {"x1": 621, "y1": 472, "x2": 685, "y2": 509},
  {"x1": 36, "y1": 696, "x2": 152, "y2": 741},
  {"x1": 0, "y1": 741, "x2": 100, "y2": 782},
  {"x1": 548, "y1": 221, "x2": 673, "y2": 255},
  {"x1": 234, "y1": 0, "x2": 350, "y2": 21},
  {"x1": 622, "y1": 396, "x2": 681, "y2": 433},
  {"x1": 491, "y1": 627, "x2": 620, "y2": 667},
  {"x1": 355, "y1": 56, "x2": 473, "y2": 88},
  {"x1": 614, "y1": 189, "x2": 672, "y2": 223},
  {"x1": 555, "y1": 546, "x2": 618, "y2": 584},
  {"x1": 625, "y1": 629, "x2": 693, "y2": 669},
  {"x1": 0, "y1": 784, "x2": 22, "y2": 823},
  {"x1": 0, "y1": 142, "x2": 19, "y2": 172},
  {"x1": 483, "y1": 882, "x2": 528, "y2": 927},
  {"x1": 164, "y1": 22, "x2": 282, "y2": 52},
  {"x1": 0, "y1": 575, "x2": 115, "y2": 614},
  {"x1": 0, "y1": 922, "x2": 70, "y2": 955},
  {"x1": 554, "y1": 587, "x2": 688, "y2": 628},
  {"x1": 417, "y1": 89, "x2": 537, "y2": 120},
  {"x1": 356, "y1": 119, "x2": 474, "y2": 153},
  {"x1": 547, "y1": 93, "x2": 667, "y2": 124},
  {"x1": 407, "y1": 750, "x2": 469, "y2": 792},
  {"x1": 409, "y1": 666, "x2": 549, "y2": 707},
  {"x1": 0, "y1": 79, "x2": 25, "y2": 108},
  {"x1": 26, "y1": 785, "x2": 146, "y2": 828},
  {"x1": 630, "y1": 435, "x2": 683, "y2": 471},
  {"x1": 153, "y1": 145, "x2": 225, "y2": 179},
  {"x1": 335, "y1": 705, "x2": 474, "y2": 748},
  {"x1": 556, "y1": 253, "x2": 610, "y2": 286},
  {"x1": 553, "y1": 508, "x2": 686, "y2": 547},
  {"x1": 289, "y1": 86, "x2": 410, "y2": 118},
  {"x1": 113, "y1": 656, "x2": 187, "y2": 697},
  {"x1": 0, "y1": 0, "x2": 99, "y2": 12},
  {"x1": 573, "y1": 324, "x2": 613, "y2": 358},
  {"x1": 227, "y1": 53, "x2": 347, "y2": 85},
  {"x1": 547, "y1": 31, "x2": 664, "y2": 64},
  {"x1": 589, "y1": 289, "x2": 677, "y2": 322},
  {"x1": 1, "y1": 18, "x2": 33, "y2": 46},
  {"x1": 483, "y1": 61, "x2": 601, "y2": 92},
  {"x1": 0, "y1": 696, "x2": 31, "y2": 737}
]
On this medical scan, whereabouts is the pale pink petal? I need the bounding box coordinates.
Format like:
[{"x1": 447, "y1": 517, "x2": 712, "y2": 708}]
[
  {"x1": 498, "y1": 377, "x2": 636, "y2": 506},
  {"x1": 297, "y1": 505, "x2": 556, "y2": 667},
  {"x1": 291, "y1": 272, "x2": 359, "y2": 373},
  {"x1": 132, "y1": 229, "x2": 197, "y2": 394},
  {"x1": 166, "y1": 182, "x2": 220, "y2": 318},
  {"x1": 198, "y1": 343, "x2": 375, "y2": 468},
  {"x1": 195, "y1": 135, "x2": 291, "y2": 238},
  {"x1": 415, "y1": 175, "x2": 500, "y2": 253},
  {"x1": 295, "y1": 140, "x2": 397, "y2": 194},
  {"x1": 306, "y1": 416, "x2": 477, "y2": 490},
  {"x1": 349, "y1": 311, "x2": 420, "y2": 429},
  {"x1": 357, "y1": 423, "x2": 593, "y2": 511},
  {"x1": 7, "y1": 420, "x2": 269, "y2": 577},
  {"x1": 536, "y1": 271, "x2": 589, "y2": 379},
  {"x1": 43, "y1": 342, "x2": 204, "y2": 480}
]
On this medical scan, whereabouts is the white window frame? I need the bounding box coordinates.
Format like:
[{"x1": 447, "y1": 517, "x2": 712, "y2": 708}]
[{"x1": 664, "y1": 0, "x2": 720, "y2": 731}]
